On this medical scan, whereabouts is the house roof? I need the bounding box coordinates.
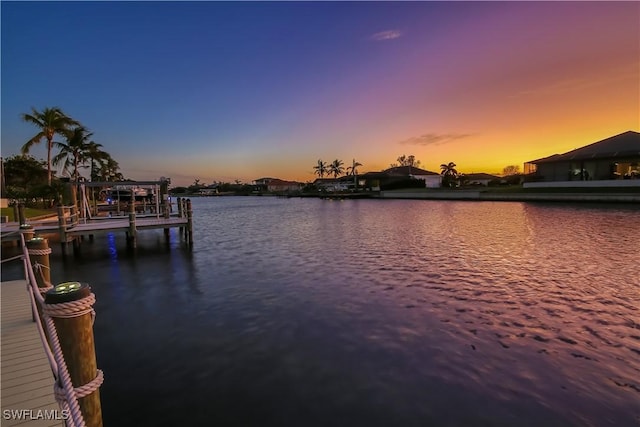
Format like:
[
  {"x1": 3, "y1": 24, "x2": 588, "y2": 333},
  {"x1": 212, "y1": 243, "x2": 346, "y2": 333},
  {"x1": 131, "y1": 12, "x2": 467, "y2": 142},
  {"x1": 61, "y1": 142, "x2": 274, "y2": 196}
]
[
  {"x1": 268, "y1": 178, "x2": 301, "y2": 186},
  {"x1": 383, "y1": 166, "x2": 440, "y2": 176},
  {"x1": 528, "y1": 131, "x2": 640, "y2": 164},
  {"x1": 465, "y1": 173, "x2": 500, "y2": 181}
]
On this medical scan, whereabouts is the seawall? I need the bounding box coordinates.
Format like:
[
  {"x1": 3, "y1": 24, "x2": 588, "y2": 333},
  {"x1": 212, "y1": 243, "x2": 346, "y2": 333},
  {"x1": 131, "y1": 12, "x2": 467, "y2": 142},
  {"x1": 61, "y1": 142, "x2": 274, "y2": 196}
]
[{"x1": 379, "y1": 190, "x2": 640, "y2": 203}]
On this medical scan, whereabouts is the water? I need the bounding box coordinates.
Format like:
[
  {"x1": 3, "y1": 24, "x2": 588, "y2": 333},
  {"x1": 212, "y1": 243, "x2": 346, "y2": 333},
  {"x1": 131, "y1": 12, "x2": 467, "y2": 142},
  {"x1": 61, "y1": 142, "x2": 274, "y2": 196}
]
[{"x1": 2, "y1": 197, "x2": 639, "y2": 426}]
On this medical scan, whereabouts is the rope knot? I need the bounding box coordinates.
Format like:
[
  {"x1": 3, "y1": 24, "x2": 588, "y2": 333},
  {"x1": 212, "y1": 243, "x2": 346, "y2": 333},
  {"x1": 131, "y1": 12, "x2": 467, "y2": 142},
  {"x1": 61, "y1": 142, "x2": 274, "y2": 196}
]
[{"x1": 54, "y1": 369, "x2": 104, "y2": 400}]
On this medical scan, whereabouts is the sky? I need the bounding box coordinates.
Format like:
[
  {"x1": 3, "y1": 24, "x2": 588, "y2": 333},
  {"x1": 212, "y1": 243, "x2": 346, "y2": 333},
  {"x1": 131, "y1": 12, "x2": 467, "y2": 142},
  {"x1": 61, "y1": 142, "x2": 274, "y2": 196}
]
[{"x1": 1, "y1": 1, "x2": 639, "y2": 187}]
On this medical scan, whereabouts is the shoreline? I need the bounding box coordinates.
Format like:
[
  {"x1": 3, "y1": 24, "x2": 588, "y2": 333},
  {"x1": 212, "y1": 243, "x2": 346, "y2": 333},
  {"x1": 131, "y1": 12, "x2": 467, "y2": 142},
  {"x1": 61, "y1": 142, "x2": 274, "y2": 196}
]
[
  {"x1": 175, "y1": 188, "x2": 640, "y2": 203},
  {"x1": 378, "y1": 189, "x2": 640, "y2": 203}
]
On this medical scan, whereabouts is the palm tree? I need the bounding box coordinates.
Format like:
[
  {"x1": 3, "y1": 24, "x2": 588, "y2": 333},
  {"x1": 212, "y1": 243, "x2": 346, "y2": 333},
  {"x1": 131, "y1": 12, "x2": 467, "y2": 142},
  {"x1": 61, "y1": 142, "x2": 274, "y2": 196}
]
[
  {"x1": 313, "y1": 159, "x2": 328, "y2": 178},
  {"x1": 21, "y1": 107, "x2": 79, "y2": 185},
  {"x1": 95, "y1": 155, "x2": 124, "y2": 182},
  {"x1": 440, "y1": 162, "x2": 459, "y2": 188},
  {"x1": 329, "y1": 159, "x2": 345, "y2": 178},
  {"x1": 53, "y1": 126, "x2": 94, "y2": 180},
  {"x1": 85, "y1": 142, "x2": 108, "y2": 181},
  {"x1": 346, "y1": 158, "x2": 362, "y2": 176},
  {"x1": 346, "y1": 158, "x2": 363, "y2": 189}
]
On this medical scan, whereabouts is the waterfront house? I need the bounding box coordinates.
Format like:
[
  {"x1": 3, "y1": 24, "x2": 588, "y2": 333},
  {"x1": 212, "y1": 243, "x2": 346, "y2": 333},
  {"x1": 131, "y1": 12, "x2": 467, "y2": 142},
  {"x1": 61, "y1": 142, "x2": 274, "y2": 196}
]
[
  {"x1": 383, "y1": 166, "x2": 442, "y2": 188},
  {"x1": 266, "y1": 179, "x2": 303, "y2": 193},
  {"x1": 198, "y1": 186, "x2": 219, "y2": 196},
  {"x1": 464, "y1": 173, "x2": 501, "y2": 186},
  {"x1": 523, "y1": 131, "x2": 640, "y2": 188},
  {"x1": 313, "y1": 177, "x2": 353, "y2": 192},
  {"x1": 251, "y1": 177, "x2": 302, "y2": 193}
]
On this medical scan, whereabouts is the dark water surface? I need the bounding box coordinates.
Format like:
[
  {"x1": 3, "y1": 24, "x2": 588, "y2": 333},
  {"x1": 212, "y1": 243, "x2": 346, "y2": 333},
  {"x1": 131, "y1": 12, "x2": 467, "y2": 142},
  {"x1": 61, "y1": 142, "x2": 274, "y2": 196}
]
[{"x1": 3, "y1": 198, "x2": 639, "y2": 426}]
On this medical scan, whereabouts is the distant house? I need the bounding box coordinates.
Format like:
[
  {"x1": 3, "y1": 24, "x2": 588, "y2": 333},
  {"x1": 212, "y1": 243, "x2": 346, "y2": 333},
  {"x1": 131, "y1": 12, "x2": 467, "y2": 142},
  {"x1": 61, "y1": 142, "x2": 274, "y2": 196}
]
[
  {"x1": 251, "y1": 177, "x2": 303, "y2": 192},
  {"x1": 464, "y1": 173, "x2": 501, "y2": 186},
  {"x1": 313, "y1": 177, "x2": 353, "y2": 192},
  {"x1": 524, "y1": 131, "x2": 640, "y2": 187},
  {"x1": 266, "y1": 178, "x2": 303, "y2": 193},
  {"x1": 198, "y1": 187, "x2": 219, "y2": 196},
  {"x1": 383, "y1": 166, "x2": 442, "y2": 188},
  {"x1": 253, "y1": 177, "x2": 276, "y2": 186}
]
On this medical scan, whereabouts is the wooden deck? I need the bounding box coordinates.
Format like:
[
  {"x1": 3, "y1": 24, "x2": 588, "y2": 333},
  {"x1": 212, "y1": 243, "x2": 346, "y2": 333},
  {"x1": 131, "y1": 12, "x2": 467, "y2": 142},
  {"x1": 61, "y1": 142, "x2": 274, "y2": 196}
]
[
  {"x1": 1, "y1": 280, "x2": 64, "y2": 427},
  {"x1": 1, "y1": 215, "x2": 189, "y2": 242}
]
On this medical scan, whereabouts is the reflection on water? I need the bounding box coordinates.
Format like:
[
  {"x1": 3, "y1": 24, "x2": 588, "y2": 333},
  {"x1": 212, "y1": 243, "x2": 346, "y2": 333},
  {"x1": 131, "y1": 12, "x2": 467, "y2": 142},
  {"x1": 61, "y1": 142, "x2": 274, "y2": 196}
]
[{"x1": 2, "y1": 198, "x2": 639, "y2": 426}]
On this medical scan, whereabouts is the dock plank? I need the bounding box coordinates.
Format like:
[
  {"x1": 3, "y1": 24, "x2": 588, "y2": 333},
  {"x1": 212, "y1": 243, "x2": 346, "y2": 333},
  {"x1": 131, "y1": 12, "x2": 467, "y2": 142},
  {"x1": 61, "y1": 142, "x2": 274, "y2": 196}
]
[{"x1": 1, "y1": 281, "x2": 63, "y2": 427}]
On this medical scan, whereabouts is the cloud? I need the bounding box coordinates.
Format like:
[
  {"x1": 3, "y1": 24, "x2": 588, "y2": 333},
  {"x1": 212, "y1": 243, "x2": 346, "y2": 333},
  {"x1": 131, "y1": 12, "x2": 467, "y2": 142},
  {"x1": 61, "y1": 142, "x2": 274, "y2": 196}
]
[
  {"x1": 371, "y1": 30, "x2": 402, "y2": 41},
  {"x1": 399, "y1": 133, "x2": 474, "y2": 146},
  {"x1": 510, "y1": 61, "x2": 638, "y2": 98}
]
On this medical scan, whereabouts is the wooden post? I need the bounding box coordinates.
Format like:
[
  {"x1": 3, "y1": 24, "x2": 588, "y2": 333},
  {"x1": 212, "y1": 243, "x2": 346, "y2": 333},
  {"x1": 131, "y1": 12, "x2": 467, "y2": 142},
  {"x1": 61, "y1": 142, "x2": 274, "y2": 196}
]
[
  {"x1": 17, "y1": 203, "x2": 26, "y2": 225},
  {"x1": 20, "y1": 224, "x2": 35, "y2": 242},
  {"x1": 163, "y1": 196, "x2": 170, "y2": 219},
  {"x1": 180, "y1": 198, "x2": 185, "y2": 239},
  {"x1": 26, "y1": 237, "x2": 52, "y2": 326},
  {"x1": 176, "y1": 197, "x2": 184, "y2": 236},
  {"x1": 27, "y1": 237, "x2": 52, "y2": 288},
  {"x1": 44, "y1": 282, "x2": 103, "y2": 427},
  {"x1": 128, "y1": 201, "x2": 136, "y2": 248},
  {"x1": 186, "y1": 199, "x2": 193, "y2": 246},
  {"x1": 58, "y1": 206, "x2": 68, "y2": 255}
]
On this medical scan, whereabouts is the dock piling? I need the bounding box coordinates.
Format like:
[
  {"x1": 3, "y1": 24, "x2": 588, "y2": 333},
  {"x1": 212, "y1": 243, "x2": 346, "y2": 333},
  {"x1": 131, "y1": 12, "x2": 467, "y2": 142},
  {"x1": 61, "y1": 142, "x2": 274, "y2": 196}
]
[
  {"x1": 186, "y1": 199, "x2": 193, "y2": 246},
  {"x1": 26, "y1": 236, "x2": 53, "y2": 329},
  {"x1": 57, "y1": 206, "x2": 68, "y2": 254},
  {"x1": 128, "y1": 201, "x2": 137, "y2": 248},
  {"x1": 17, "y1": 203, "x2": 26, "y2": 225},
  {"x1": 26, "y1": 237, "x2": 52, "y2": 289},
  {"x1": 20, "y1": 224, "x2": 35, "y2": 243},
  {"x1": 44, "y1": 282, "x2": 103, "y2": 427}
]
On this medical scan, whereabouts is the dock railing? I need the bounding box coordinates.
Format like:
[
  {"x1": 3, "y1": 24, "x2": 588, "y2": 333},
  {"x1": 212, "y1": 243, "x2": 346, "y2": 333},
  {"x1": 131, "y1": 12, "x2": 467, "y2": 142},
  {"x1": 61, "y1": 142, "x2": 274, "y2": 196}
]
[{"x1": 1, "y1": 230, "x2": 104, "y2": 427}]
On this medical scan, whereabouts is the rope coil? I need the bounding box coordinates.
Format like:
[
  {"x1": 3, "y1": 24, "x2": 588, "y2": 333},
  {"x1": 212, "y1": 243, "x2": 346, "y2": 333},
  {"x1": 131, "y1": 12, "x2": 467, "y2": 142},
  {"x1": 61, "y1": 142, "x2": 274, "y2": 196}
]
[
  {"x1": 43, "y1": 294, "x2": 97, "y2": 319},
  {"x1": 28, "y1": 247, "x2": 53, "y2": 256},
  {"x1": 54, "y1": 370, "x2": 104, "y2": 400}
]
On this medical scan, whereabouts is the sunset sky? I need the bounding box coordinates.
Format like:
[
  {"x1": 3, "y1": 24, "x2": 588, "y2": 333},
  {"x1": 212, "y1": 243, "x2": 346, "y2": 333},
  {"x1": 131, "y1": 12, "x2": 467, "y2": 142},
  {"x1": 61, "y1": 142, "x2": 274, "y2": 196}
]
[{"x1": 2, "y1": 2, "x2": 638, "y2": 186}]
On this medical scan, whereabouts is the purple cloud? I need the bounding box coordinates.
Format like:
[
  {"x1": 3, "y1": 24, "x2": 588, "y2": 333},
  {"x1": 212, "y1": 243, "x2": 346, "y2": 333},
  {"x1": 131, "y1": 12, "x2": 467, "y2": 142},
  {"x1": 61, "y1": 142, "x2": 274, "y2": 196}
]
[
  {"x1": 371, "y1": 30, "x2": 402, "y2": 41},
  {"x1": 399, "y1": 133, "x2": 474, "y2": 146}
]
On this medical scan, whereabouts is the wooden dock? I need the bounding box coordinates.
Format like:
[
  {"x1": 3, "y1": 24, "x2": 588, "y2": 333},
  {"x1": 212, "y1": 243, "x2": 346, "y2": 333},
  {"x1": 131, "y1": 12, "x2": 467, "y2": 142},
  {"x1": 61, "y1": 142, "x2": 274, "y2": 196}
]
[
  {"x1": 1, "y1": 280, "x2": 63, "y2": 427},
  {"x1": 1, "y1": 198, "x2": 193, "y2": 250}
]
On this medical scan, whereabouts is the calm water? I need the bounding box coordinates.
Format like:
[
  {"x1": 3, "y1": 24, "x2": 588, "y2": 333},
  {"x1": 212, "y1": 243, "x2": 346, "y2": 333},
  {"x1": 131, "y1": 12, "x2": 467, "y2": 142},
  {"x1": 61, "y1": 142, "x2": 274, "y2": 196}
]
[{"x1": 3, "y1": 197, "x2": 639, "y2": 426}]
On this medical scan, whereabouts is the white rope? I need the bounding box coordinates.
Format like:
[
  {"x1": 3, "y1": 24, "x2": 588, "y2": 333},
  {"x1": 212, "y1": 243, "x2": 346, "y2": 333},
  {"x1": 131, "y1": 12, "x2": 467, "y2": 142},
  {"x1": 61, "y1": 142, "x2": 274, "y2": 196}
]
[
  {"x1": 43, "y1": 294, "x2": 97, "y2": 320},
  {"x1": 23, "y1": 259, "x2": 84, "y2": 427},
  {"x1": 1, "y1": 254, "x2": 24, "y2": 264},
  {"x1": 18, "y1": 232, "x2": 97, "y2": 427},
  {"x1": 28, "y1": 247, "x2": 53, "y2": 256},
  {"x1": 32, "y1": 262, "x2": 53, "y2": 289},
  {"x1": 54, "y1": 370, "x2": 104, "y2": 400}
]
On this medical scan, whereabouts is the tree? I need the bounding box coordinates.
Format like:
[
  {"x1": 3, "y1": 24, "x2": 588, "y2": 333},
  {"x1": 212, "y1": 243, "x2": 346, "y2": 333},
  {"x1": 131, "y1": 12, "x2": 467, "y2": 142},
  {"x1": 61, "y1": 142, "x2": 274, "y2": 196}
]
[
  {"x1": 346, "y1": 158, "x2": 363, "y2": 189},
  {"x1": 396, "y1": 154, "x2": 421, "y2": 167},
  {"x1": 329, "y1": 159, "x2": 345, "y2": 178},
  {"x1": 86, "y1": 142, "x2": 109, "y2": 181},
  {"x1": 346, "y1": 158, "x2": 362, "y2": 176},
  {"x1": 21, "y1": 107, "x2": 79, "y2": 185},
  {"x1": 502, "y1": 165, "x2": 520, "y2": 176},
  {"x1": 2, "y1": 155, "x2": 48, "y2": 197},
  {"x1": 440, "y1": 162, "x2": 459, "y2": 188},
  {"x1": 53, "y1": 126, "x2": 94, "y2": 180},
  {"x1": 313, "y1": 159, "x2": 328, "y2": 178},
  {"x1": 94, "y1": 155, "x2": 124, "y2": 181}
]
